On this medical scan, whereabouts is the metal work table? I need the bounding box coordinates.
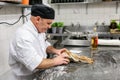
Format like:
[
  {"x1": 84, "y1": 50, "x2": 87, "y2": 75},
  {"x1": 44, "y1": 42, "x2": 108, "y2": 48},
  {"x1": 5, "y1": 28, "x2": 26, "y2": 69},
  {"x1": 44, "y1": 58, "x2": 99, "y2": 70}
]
[{"x1": 35, "y1": 46, "x2": 120, "y2": 80}]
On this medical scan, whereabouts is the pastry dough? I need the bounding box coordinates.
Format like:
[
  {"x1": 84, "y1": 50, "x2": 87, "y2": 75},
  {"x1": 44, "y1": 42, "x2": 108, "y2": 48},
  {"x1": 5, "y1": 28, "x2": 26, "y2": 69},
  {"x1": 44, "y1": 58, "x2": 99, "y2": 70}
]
[{"x1": 62, "y1": 50, "x2": 93, "y2": 64}]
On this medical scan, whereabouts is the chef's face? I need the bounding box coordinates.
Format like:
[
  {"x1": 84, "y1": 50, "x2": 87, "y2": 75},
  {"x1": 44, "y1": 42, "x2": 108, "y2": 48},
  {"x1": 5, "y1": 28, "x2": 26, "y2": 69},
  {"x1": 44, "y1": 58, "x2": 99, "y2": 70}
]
[{"x1": 36, "y1": 16, "x2": 53, "y2": 33}]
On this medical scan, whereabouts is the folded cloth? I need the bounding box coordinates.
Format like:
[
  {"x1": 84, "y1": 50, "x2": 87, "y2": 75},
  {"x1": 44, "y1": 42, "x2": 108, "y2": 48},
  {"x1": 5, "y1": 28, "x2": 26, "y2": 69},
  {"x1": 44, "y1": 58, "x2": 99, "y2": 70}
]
[
  {"x1": 69, "y1": 50, "x2": 82, "y2": 54},
  {"x1": 98, "y1": 39, "x2": 120, "y2": 46}
]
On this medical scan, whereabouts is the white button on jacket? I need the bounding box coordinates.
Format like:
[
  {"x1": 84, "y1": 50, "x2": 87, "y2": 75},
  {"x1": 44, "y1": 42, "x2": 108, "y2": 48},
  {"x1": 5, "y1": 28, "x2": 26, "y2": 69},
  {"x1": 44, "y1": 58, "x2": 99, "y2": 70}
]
[{"x1": 9, "y1": 20, "x2": 51, "y2": 80}]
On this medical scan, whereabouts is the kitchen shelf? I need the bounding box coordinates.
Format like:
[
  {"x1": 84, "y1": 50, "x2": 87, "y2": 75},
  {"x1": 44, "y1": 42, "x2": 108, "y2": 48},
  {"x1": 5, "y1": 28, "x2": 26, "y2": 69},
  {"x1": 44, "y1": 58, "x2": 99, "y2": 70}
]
[
  {"x1": 0, "y1": 2, "x2": 31, "y2": 7},
  {"x1": 47, "y1": 33, "x2": 69, "y2": 36},
  {"x1": 0, "y1": 2, "x2": 32, "y2": 24},
  {"x1": 50, "y1": 1, "x2": 120, "y2": 14},
  {"x1": 51, "y1": 2, "x2": 98, "y2": 5},
  {"x1": 50, "y1": 1, "x2": 120, "y2": 4}
]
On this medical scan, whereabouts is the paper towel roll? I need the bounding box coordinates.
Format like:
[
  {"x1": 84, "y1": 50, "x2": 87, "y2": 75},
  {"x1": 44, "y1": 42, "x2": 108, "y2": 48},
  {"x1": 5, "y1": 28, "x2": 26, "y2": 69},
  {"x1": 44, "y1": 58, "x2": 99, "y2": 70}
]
[{"x1": 98, "y1": 39, "x2": 120, "y2": 46}]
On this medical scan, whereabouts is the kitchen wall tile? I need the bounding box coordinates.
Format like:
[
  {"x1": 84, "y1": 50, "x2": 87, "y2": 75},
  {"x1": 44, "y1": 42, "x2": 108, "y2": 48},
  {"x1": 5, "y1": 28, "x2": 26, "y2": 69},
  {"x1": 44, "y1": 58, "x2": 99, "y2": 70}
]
[
  {"x1": 117, "y1": 3, "x2": 120, "y2": 14},
  {"x1": 0, "y1": 26, "x2": 8, "y2": 41},
  {"x1": 0, "y1": 21, "x2": 22, "y2": 75},
  {"x1": 0, "y1": 7, "x2": 6, "y2": 15},
  {"x1": 0, "y1": 39, "x2": 10, "y2": 75},
  {"x1": 52, "y1": 2, "x2": 120, "y2": 26},
  {"x1": 5, "y1": 6, "x2": 21, "y2": 15},
  {"x1": 0, "y1": 15, "x2": 7, "y2": 21},
  {"x1": 104, "y1": 2, "x2": 116, "y2": 14},
  {"x1": 0, "y1": 6, "x2": 23, "y2": 76},
  {"x1": 88, "y1": 3, "x2": 103, "y2": 14}
]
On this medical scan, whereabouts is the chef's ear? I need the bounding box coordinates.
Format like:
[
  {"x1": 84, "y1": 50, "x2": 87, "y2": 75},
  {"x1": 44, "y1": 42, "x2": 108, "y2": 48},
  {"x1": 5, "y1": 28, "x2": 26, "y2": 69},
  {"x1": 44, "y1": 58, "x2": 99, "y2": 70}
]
[{"x1": 36, "y1": 16, "x2": 41, "y2": 23}]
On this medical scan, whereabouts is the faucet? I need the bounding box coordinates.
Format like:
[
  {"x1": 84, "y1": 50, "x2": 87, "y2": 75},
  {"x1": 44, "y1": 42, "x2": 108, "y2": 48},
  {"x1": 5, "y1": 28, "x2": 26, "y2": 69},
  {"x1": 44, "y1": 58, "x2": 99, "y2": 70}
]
[
  {"x1": 101, "y1": 21, "x2": 105, "y2": 27},
  {"x1": 74, "y1": 22, "x2": 80, "y2": 38},
  {"x1": 71, "y1": 22, "x2": 74, "y2": 28},
  {"x1": 95, "y1": 21, "x2": 99, "y2": 27},
  {"x1": 64, "y1": 23, "x2": 74, "y2": 34},
  {"x1": 94, "y1": 21, "x2": 99, "y2": 32}
]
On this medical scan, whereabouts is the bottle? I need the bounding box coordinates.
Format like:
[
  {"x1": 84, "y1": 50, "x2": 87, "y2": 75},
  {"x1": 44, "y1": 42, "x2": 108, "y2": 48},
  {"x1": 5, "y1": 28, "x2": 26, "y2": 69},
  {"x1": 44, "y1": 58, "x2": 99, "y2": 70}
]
[{"x1": 91, "y1": 27, "x2": 98, "y2": 50}]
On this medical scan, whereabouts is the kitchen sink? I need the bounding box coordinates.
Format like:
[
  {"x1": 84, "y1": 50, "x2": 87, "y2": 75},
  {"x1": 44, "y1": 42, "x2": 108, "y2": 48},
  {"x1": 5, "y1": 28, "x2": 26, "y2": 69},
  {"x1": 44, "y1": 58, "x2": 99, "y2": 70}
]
[
  {"x1": 61, "y1": 35, "x2": 90, "y2": 47},
  {"x1": 69, "y1": 36, "x2": 87, "y2": 40}
]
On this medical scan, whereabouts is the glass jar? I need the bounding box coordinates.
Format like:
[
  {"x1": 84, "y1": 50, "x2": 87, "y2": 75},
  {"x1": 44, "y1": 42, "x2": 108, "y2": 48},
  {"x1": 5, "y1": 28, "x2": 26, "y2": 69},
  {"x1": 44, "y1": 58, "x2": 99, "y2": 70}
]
[
  {"x1": 91, "y1": 27, "x2": 98, "y2": 50},
  {"x1": 91, "y1": 35, "x2": 98, "y2": 50},
  {"x1": 87, "y1": 27, "x2": 98, "y2": 50}
]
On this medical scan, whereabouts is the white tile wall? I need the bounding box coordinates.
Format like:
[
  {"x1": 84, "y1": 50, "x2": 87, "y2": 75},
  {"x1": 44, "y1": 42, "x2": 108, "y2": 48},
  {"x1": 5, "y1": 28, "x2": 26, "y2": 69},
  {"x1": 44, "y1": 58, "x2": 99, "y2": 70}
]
[
  {"x1": 0, "y1": 6, "x2": 23, "y2": 75},
  {"x1": 117, "y1": 3, "x2": 120, "y2": 14},
  {"x1": 51, "y1": 1, "x2": 120, "y2": 26}
]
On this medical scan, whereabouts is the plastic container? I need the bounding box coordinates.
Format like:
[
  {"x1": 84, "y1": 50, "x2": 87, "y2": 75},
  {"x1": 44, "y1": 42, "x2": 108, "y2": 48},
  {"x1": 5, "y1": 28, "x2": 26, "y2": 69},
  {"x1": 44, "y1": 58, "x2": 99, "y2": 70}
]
[{"x1": 22, "y1": 0, "x2": 29, "y2": 5}]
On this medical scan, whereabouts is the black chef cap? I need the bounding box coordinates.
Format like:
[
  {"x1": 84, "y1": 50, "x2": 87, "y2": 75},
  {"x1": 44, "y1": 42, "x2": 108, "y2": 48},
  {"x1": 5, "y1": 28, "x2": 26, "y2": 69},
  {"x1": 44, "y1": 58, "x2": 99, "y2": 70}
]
[{"x1": 31, "y1": 4, "x2": 55, "y2": 19}]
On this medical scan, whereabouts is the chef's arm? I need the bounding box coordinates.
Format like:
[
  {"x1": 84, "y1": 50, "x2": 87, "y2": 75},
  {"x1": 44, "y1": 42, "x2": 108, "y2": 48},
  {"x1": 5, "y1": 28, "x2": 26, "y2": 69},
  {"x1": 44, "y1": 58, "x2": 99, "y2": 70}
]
[
  {"x1": 36, "y1": 54, "x2": 70, "y2": 69},
  {"x1": 46, "y1": 46, "x2": 58, "y2": 54},
  {"x1": 46, "y1": 46, "x2": 67, "y2": 55},
  {"x1": 36, "y1": 58, "x2": 56, "y2": 69}
]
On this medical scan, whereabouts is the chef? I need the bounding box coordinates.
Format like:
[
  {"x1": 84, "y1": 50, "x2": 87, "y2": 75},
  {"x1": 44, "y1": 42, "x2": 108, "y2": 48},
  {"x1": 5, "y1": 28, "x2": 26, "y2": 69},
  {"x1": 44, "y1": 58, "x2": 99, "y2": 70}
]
[{"x1": 9, "y1": 4, "x2": 70, "y2": 80}]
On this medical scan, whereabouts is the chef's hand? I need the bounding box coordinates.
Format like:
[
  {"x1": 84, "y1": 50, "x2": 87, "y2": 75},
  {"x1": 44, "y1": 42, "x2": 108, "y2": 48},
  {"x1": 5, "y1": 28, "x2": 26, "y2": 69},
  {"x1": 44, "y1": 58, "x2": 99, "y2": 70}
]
[
  {"x1": 46, "y1": 46, "x2": 68, "y2": 55},
  {"x1": 53, "y1": 52, "x2": 70, "y2": 65},
  {"x1": 55, "y1": 48, "x2": 68, "y2": 55}
]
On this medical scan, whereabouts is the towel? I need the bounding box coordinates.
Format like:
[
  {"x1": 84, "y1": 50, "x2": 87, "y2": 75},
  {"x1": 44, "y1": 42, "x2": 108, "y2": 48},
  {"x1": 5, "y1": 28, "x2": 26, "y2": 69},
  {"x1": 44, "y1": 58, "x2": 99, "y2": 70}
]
[{"x1": 98, "y1": 39, "x2": 120, "y2": 46}]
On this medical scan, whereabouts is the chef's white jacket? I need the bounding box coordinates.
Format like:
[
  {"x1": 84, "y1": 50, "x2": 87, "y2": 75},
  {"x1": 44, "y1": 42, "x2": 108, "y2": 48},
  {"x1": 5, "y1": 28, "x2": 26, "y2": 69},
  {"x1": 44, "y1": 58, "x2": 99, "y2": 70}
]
[{"x1": 9, "y1": 20, "x2": 51, "y2": 80}]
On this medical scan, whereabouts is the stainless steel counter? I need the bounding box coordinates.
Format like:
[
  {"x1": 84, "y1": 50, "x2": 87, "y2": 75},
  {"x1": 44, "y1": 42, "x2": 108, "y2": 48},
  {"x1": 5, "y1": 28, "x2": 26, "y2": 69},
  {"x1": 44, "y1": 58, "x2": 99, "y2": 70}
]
[{"x1": 35, "y1": 47, "x2": 120, "y2": 80}]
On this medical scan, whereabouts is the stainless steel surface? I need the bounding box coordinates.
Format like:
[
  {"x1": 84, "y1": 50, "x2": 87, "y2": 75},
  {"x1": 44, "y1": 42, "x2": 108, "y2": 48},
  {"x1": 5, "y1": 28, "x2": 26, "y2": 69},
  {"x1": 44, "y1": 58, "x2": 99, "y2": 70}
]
[
  {"x1": 49, "y1": 24, "x2": 120, "y2": 47},
  {"x1": 62, "y1": 40, "x2": 90, "y2": 46},
  {"x1": 85, "y1": 0, "x2": 102, "y2": 3},
  {"x1": 64, "y1": 25, "x2": 120, "y2": 39},
  {"x1": 61, "y1": 33, "x2": 90, "y2": 46},
  {"x1": 35, "y1": 47, "x2": 120, "y2": 80}
]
